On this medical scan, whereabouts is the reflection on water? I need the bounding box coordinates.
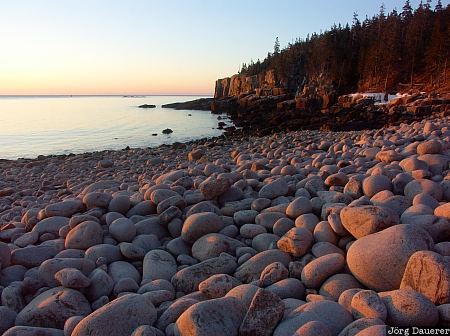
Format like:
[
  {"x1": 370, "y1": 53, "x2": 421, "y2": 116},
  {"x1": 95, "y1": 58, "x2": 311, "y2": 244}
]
[{"x1": 0, "y1": 96, "x2": 226, "y2": 159}]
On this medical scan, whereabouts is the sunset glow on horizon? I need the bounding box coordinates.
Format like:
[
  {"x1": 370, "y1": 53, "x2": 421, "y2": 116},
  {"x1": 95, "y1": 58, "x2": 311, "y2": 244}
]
[{"x1": 0, "y1": 0, "x2": 425, "y2": 95}]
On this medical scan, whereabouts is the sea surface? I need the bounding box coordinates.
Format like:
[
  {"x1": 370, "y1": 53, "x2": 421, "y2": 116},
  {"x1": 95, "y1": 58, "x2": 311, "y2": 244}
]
[{"x1": 0, "y1": 95, "x2": 229, "y2": 160}]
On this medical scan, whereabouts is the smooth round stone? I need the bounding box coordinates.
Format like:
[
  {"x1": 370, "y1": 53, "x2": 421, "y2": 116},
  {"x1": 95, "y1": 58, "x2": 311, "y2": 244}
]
[
  {"x1": 113, "y1": 277, "x2": 139, "y2": 295},
  {"x1": 85, "y1": 268, "x2": 114, "y2": 302},
  {"x1": 44, "y1": 200, "x2": 84, "y2": 218},
  {"x1": 142, "y1": 249, "x2": 177, "y2": 284},
  {"x1": 108, "y1": 195, "x2": 131, "y2": 214},
  {"x1": 32, "y1": 216, "x2": 70, "y2": 236},
  {"x1": 266, "y1": 278, "x2": 305, "y2": 300},
  {"x1": 191, "y1": 233, "x2": 245, "y2": 261},
  {"x1": 347, "y1": 224, "x2": 434, "y2": 292},
  {"x1": 10, "y1": 245, "x2": 58, "y2": 268},
  {"x1": 435, "y1": 202, "x2": 450, "y2": 220},
  {"x1": 380, "y1": 289, "x2": 439, "y2": 327},
  {"x1": 83, "y1": 192, "x2": 112, "y2": 209},
  {"x1": 301, "y1": 253, "x2": 345, "y2": 289},
  {"x1": 277, "y1": 227, "x2": 313, "y2": 257},
  {"x1": 72, "y1": 294, "x2": 157, "y2": 336},
  {"x1": 240, "y1": 224, "x2": 267, "y2": 239},
  {"x1": 131, "y1": 325, "x2": 164, "y2": 336},
  {"x1": 135, "y1": 217, "x2": 168, "y2": 239},
  {"x1": 351, "y1": 290, "x2": 387, "y2": 321},
  {"x1": 339, "y1": 288, "x2": 364, "y2": 312},
  {"x1": 149, "y1": 189, "x2": 179, "y2": 204},
  {"x1": 2, "y1": 281, "x2": 25, "y2": 312},
  {"x1": 293, "y1": 321, "x2": 332, "y2": 336},
  {"x1": 338, "y1": 318, "x2": 386, "y2": 336},
  {"x1": 362, "y1": 175, "x2": 392, "y2": 198},
  {"x1": 181, "y1": 212, "x2": 224, "y2": 244},
  {"x1": 434, "y1": 241, "x2": 450, "y2": 256},
  {"x1": 233, "y1": 210, "x2": 258, "y2": 226},
  {"x1": 126, "y1": 201, "x2": 156, "y2": 217},
  {"x1": 392, "y1": 173, "x2": 413, "y2": 194},
  {"x1": 0, "y1": 306, "x2": 17, "y2": 334},
  {"x1": 327, "y1": 212, "x2": 348, "y2": 236},
  {"x1": 251, "y1": 198, "x2": 271, "y2": 212},
  {"x1": 438, "y1": 304, "x2": 450, "y2": 327},
  {"x1": 172, "y1": 253, "x2": 237, "y2": 293},
  {"x1": 274, "y1": 300, "x2": 353, "y2": 336},
  {"x1": 417, "y1": 139, "x2": 443, "y2": 155},
  {"x1": 108, "y1": 261, "x2": 141, "y2": 284},
  {"x1": 413, "y1": 192, "x2": 440, "y2": 209},
  {"x1": 340, "y1": 205, "x2": 398, "y2": 239},
  {"x1": 54, "y1": 268, "x2": 91, "y2": 288},
  {"x1": 109, "y1": 218, "x2": 136, "y2": 243},
  {"x1": 156, "y1": 298, "x2": 198, "y2": 331},
  {"x1": 325, "y1": 172, "x2": 349, "y2": 187},
  {"x1": 15, "y1": 287, "x2": 91, "y2": 329},
  {"x1": 85, "y1": 244, "x2": 122, "y2": 264},
  {"x1": 255, "y1": 212, "x2": 286, "y2": 230},
  {"x1": 258, "y1": 177, "x2": 289, "y2": 199},
  {"x1": 65, "y1": 221, "x2": 103, "y2": 250},
  {"x1": 3, "y1": 326, "x2": 65, "y2": 336},
  {"x1": 186, "y1": 201, "x2": 221, "y2": 217},
  {"x1": 234, "y1": 249, "x2": 291, "y2": 283},
  {"x1": 252, "y1": 233, "x2": 279, "y2": 252},
  {"x1": 311, "y1": 242, "x2": 345, "y2": 258},
  {"x1": 198, "y1": 274, "x2": 240, "y2": 298},
  {"x1": 294, "y1": 213, "x2": 319, "y2": 232},
  {"x1": 404, "y1": 179, "x2": 443, "y2": 201},
  {"x1": 286, "y1": 197, "x2": 312, "y2": 219},
  {"x1": 39, "y1": 258, "x2": 96, "y2": 287},
  {"x1": 313, "y1": 221, "x2": 338, "y2": 244},
  {"x1": 63, "y1": 316, "x2": 84, "y2": 336},
  {"x1": 199, "y1": 176, "x2": 232, "y2": 199},
  {"x1": 119, "y1": 242, "x2": 146, "y2": 260},
  {"x1": 273, "y1": 218, "x2": 295, "y2": 236},
  {"x1": 319, "y1": 273, "x2": 362, "y2": 301},
  {"x1": 175, "y1": 297, "x2": 246, "y2": 336}
]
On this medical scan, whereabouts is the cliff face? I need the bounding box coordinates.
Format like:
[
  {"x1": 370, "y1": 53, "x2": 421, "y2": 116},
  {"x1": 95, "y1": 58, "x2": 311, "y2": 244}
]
[{"x1": 214, "y1": 70, "x2": 287, "y2": 98}]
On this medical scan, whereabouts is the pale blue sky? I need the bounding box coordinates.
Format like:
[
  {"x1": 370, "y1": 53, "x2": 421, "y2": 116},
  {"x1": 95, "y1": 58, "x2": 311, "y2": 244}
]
[{"x1": 0, "y1": 0, "x2": 436, "y2": 95}]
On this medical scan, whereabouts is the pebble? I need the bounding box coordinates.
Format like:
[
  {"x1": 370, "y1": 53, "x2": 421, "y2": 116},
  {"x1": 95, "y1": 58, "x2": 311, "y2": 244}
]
[
  {"x1": 181, "y1": 212, "x2": 224, "y2": 243},
  {"x1": 175, "y1": 297, "x2": 246, "y2": 336}
]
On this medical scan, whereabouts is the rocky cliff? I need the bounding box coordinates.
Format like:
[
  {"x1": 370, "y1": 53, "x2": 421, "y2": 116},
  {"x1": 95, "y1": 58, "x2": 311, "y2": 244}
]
[{"x1": 215, "y1": 70, "x2": 287, "y2": 99}]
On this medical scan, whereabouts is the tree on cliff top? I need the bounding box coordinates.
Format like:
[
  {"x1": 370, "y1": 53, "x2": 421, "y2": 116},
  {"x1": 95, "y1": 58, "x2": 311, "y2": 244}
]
[{"x1": 274, "y1": 37, "x2": 280, "y2": 55}]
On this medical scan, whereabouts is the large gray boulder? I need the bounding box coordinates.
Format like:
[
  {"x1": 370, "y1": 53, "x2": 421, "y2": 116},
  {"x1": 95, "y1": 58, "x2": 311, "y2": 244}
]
[{"x1": 347, "y1": 224, "x2": 434, "y2": 292}]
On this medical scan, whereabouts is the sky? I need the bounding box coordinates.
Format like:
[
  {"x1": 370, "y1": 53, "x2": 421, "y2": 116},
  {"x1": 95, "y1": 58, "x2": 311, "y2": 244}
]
[{"x1": 0, "y1": 0, "x2": 437, "y2": 95}]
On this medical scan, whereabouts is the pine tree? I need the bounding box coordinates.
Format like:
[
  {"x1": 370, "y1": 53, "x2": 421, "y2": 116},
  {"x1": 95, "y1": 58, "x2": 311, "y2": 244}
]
[
  {"x1": 402, "y1": 0, "x2": 413, "y2": 20},
  {"x1": 435, "y1": 0, "x2": 443, "y2": 11},
  {"x1": 274, "y1": 37, "x2": 280, "y2": 54}
]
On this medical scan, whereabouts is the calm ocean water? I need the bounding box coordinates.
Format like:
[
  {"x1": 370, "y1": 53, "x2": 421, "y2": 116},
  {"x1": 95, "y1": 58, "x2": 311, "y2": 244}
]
[{"x1": 0, "y1": 95, "x2": 229, "y2": 160}]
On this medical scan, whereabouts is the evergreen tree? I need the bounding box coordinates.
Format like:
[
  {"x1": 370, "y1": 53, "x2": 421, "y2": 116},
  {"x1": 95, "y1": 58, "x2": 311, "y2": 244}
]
[
  {"x1": 274, "y1": 37, "x2": 280, "y2": 54},
  {"x1": 402, "y1": 0, "x2": 413, "y2": 20}
]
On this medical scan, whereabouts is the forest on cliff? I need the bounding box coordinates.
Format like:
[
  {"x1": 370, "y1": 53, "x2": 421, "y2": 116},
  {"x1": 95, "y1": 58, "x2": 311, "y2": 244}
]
[{"x1": 239, "y1": 0, "x2": 449, "y2": 94}]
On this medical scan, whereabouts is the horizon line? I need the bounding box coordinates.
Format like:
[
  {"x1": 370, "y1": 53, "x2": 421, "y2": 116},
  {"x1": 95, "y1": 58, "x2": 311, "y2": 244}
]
[{"x1": 0, "y1": 93, "x2": 213, "y2": 97}]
